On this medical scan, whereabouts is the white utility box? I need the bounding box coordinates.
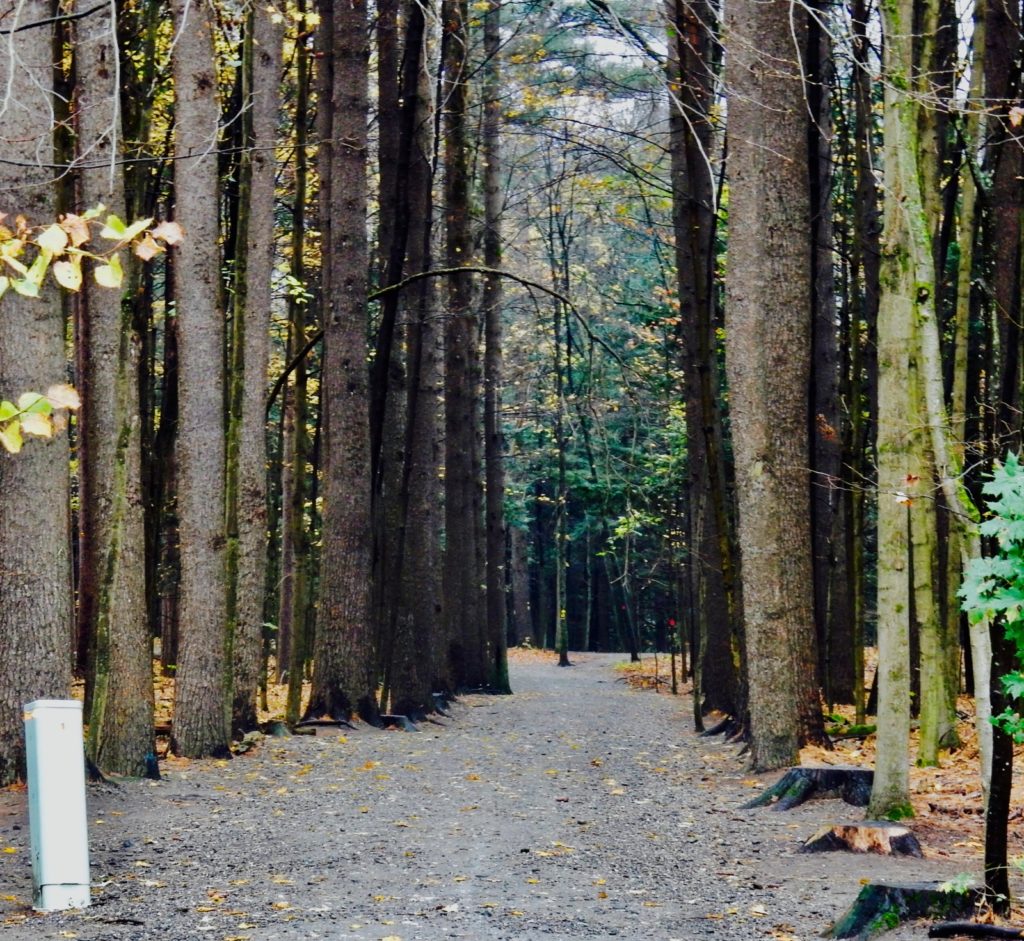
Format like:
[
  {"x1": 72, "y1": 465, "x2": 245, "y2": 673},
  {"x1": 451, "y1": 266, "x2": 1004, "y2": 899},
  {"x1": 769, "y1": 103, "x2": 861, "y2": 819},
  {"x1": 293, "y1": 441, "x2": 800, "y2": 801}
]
[{"x1": 23, "y1": 700, "x2": 90, "y2": 911}]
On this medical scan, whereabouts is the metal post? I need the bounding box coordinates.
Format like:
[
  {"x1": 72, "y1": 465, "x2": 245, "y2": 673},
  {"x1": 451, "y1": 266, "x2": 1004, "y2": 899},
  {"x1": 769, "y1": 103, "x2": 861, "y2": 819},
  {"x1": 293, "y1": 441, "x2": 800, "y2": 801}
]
[{"x1": 23, "y1": 700, "x2": 90, "y2": 911}]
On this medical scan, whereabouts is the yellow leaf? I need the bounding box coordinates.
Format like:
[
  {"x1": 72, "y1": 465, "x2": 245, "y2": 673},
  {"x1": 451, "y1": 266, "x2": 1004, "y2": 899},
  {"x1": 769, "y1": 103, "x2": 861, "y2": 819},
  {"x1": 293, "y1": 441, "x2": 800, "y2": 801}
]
[
  {"x1": 53, "y1": 258, "x2": 82, "y2": 291},
  {"x1": 38, "y1": 224, "x2": 68, "y2": 255},
  {"x1": 20, "y1": 412, "x2": 51, "y2": 439},
  {"x1": 150, "y1": 220, "x2": 185, "y2": 245},
  {"x1": 0, "y1": 425, "x2": 22, "y2": 453},
  {"x1": 1, "y1": 847, "x2": 16, "y2": 855},
  {"x1": 597, "y1": 891, "x2": 608, "y2": 899},
  {"x1": 270, "y1": 876, "x2": 293, "y2": 885},
  {"x1": 133, "y1": 233, "x2": 163, "y2": 261},
  {"x1": 94, "y1": 254, "x2": 123, "y2": 289},
  {"x1": 45, "y1": 384, "x2": 81, "y2": 411},
  {"x1": 60, "y1": 213, "x2": 90, "y2": 247},
  {"x1": 271, "y1": 901, "x2": 290, "y2": 910}
]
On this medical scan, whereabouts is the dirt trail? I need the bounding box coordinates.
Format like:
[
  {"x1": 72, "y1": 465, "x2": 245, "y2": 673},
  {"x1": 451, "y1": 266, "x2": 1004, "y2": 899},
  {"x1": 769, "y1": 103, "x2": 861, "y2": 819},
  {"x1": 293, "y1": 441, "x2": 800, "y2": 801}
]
[{"x1": 0, "y1": 654, "x2": 965, "y2": 940}]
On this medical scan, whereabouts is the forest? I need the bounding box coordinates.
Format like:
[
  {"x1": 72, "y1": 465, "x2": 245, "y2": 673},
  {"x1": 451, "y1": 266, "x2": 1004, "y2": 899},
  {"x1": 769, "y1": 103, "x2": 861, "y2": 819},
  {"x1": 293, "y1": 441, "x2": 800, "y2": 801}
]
[{"x1": 0, "y1": 0, "x2": 1023, "y2": 920}]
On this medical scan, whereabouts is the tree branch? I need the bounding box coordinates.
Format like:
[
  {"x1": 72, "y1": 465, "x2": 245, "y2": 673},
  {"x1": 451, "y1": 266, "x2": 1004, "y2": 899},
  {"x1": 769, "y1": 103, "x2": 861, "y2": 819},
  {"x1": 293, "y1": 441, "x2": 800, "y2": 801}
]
[
  {"x1": 265, "y1": 265, "x2": 634, "y2": 416},
  {"x1": 0, "y1": 2, "x2": 107, "y2": 35}
]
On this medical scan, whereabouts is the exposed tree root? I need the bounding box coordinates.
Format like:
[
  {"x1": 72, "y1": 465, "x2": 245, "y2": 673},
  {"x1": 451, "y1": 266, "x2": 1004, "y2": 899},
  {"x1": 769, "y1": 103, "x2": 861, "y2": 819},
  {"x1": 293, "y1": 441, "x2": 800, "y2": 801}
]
[
  {"x1": 743, "y1": 765, "x2": 873, "y2": 810},
  {"x1": 380, "y1": 714, "x2": 420, "y2": 732}
]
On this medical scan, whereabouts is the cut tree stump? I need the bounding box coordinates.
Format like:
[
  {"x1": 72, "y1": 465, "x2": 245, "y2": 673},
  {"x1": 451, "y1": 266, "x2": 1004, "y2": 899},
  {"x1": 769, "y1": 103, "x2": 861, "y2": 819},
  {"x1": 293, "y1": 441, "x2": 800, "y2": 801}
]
[
  {"x1": 830, "y1": 881, "x2": 982, "y2": 940},
  {"x1": 801, "y1": 821, "x2": 922, "y2": 857},
  {"x1": 743, "y1": 766, "x2": 874, "y2": 810},
  {"x1": 929, "y1": 923, "x2": 1024, "y2": 939}
]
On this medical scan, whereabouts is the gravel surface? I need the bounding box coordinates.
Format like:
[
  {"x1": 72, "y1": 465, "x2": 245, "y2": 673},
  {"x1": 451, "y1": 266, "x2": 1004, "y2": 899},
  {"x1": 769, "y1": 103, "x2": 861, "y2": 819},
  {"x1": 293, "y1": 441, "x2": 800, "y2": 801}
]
[{"x1": 0, "y1": 653, "x2": 970, "y2": 940}]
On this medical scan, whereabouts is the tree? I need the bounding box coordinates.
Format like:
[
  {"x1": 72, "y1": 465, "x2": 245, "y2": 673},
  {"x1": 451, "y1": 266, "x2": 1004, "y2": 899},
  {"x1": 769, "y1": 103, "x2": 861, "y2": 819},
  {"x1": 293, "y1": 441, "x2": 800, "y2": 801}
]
[
  {"x1": 723, "y1": 0, "x2": 824, "y2": 769},
  {"x1": 665, "y1": 0, "x2": 740, "y2": 725},
  {"x1": 170, "y1": 0, "x2": 231, "y2": 758},
  {"x1": 0, "y1": 1, "x2": 74, "y2": 785},
  {"x1": 76, "y1": 0, "x2": 154, "y2": 776},
  {"x1": 305, "y1": 0, "x2": 379, "y2": 723},
  {"x1": 227, "y1": 3, "x2": 283, "y2": 733},
  {"x1": 483, "y1": 0, "x2": 512, "y2": 694},
  {"x1": 442, "y1": 0, "x2": 488, "y2": 689}
]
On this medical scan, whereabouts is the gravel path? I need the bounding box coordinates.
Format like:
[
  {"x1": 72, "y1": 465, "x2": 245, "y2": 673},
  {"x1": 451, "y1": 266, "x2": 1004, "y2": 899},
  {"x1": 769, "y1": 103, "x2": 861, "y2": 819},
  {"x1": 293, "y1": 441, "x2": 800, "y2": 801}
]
[{"x1": 0, "y1": 654, "x2": 964, "y2": 940}]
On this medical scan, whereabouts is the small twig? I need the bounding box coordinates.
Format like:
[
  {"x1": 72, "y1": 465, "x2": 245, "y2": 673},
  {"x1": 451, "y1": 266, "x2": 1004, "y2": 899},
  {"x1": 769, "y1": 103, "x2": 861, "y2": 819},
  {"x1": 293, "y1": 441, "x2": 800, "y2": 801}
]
[{"x1": 0, "y1": 2, "x2": 107, "y2": 35}]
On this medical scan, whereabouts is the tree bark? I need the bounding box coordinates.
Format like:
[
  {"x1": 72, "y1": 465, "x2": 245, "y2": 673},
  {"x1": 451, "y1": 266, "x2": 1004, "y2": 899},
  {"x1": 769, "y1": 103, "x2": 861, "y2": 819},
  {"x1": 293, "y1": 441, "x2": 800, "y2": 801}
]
[
  {"x1": 76, "y1": 0, "x2": 155, "y2": 776},
  {"x1": 723, "y1": 0, "x2": 822, "y2": 770},
  {"x1": 0, "y1": 2, "x2": 74, "y2": 784},
  {"x1": 665, "y1": 0, "x2": 737, "y2": 720},
  {"x1": 170, "y1": 0, "x2": 231, "y2": 758},
  {"x1": 441, "y1": 0, "x2": 487, "y2": 689},
  {"x1": 305, "y1": 0, "x2": 379, "y2": 723},
  {"x1": 228, "y1": 3, "x2": 282, "y2": 734},
  {"x1": 482, "y1": 0, "x2": 511, "y2": 693}
]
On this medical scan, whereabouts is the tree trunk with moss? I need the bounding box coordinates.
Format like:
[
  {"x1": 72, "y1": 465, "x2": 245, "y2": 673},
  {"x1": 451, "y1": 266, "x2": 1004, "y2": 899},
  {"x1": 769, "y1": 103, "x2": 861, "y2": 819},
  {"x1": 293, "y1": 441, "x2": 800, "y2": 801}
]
[
  {"x1": 76, "y1": 2, "x2": 155, "y2": 776},
  {"x1": 870, "y1": 0, "x2": 938, "y2": 818}
]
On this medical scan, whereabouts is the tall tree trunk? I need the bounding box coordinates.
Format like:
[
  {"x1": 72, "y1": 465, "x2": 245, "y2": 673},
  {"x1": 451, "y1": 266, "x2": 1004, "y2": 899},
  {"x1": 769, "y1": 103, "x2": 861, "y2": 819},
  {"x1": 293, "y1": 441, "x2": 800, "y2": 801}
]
[
  {"x1": 442, "y1": 0, "x2": 486, "y2": 689},
  {"x1": 723, "y1": 0, "x2": 823, "y2": 770},
  {"x1": 482, "y1": 0, "x2": 511, "y2": 693},
  {"x1": 76, "y1": 1, "x2": 154, "y2": 776},
  {"x1": 305, "y1": 0, "x2": 379, "y2": 723},
  {"x1": 282, "y1": 7, "x2": 313, "y2": 723},
  {"x1": 665, "y1": 0, "x2": 737, "y2": 721},
  {"x1": 807, "y1": 0, "x2": 853, "y2": 707},
  {"x1": 170, "y1": 0, "x2": 231, "y2": 758},
  {"x1": 0, "y1": 3, "x2": 73, "y2": 784},
  {"x1": 228, "y1": 6, "x2": 282, "y2": 733},
  {"x1": 390, "y1": 0, "x2": 444, "y2": 713}
]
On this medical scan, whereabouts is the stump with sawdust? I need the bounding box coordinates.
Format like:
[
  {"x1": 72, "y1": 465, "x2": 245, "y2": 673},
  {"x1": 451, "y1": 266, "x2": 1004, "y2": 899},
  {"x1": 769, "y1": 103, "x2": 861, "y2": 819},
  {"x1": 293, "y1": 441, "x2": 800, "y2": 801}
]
[{"x1": 801, "y1": 821, "x2": 922, "y2": 857}]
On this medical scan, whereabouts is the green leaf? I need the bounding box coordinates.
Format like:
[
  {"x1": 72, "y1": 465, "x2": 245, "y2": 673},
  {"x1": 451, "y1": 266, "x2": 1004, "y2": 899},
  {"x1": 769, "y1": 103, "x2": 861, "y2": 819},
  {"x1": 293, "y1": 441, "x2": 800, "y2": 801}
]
[
  {"x1": 99, "y1": 214, "x2": 127, "y2": 239},
  {"x1": 26, "y1": 249, "x2": 50, "y2": 287},
  {"x1": 16, "y1": 392, "x2": 47, "y2": 414},
  {"x1": 11, "y1": 277, "x2": 39, "y2": 298},
  {"x1": 0, "y1": 275, "x2": 7, "y2": 299},
  {"x1": 0, "y1": 401, "x2": 17, "y2": 422},
  {"x1": 119, "y1": 217, "x2": 153, "y2": 243}
]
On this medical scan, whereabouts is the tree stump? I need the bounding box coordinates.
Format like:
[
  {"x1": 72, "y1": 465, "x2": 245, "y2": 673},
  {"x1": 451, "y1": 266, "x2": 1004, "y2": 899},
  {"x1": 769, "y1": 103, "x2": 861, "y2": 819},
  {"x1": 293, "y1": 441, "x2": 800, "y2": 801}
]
[
  {"x1": 743, "y1": 766, "x2": 874, "y2": 810},
  {"x1": 802, "y1": 821, "x2": 922, "y2": 857},
  {"x1": 830, "y1": 881, "x2": 982, "y2": 940}
]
